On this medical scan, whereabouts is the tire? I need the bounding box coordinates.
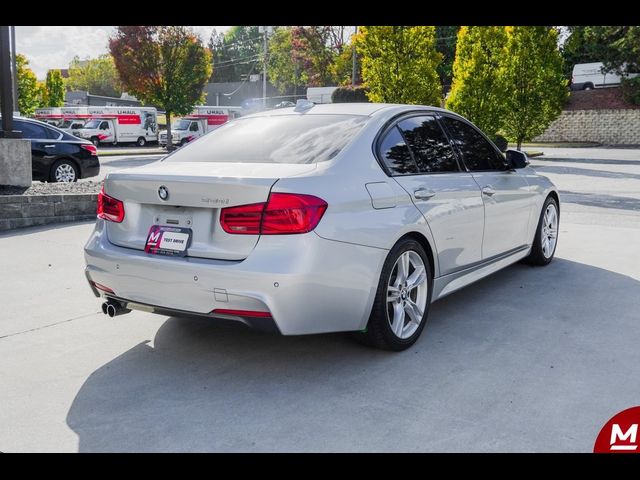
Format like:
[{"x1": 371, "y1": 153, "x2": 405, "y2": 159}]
[
  {"x1": 524, "y1": 196, "x2": 559, "y2": 266},
  {"x1": 584, "y1": 83, "x2": 594, "y2": 91},
  {"x1": 90, "y1": 137, "x2": 100, "y2": 147},
  {"x1": 50, "y1": 159, "x2": 79, "y2": 183},
  {"x1": 352, "y1": 238, "x2": 433, "y2": 351},
  {"x1": 179, "y1": 139, "x2": 187, "y2": 147},
  {"x1": 136, "y1": 137, "x2": 147, "y2": 147}
]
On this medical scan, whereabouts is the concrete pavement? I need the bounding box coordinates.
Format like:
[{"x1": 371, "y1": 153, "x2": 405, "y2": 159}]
[{"x1": 1, "y1": 148, "x2": 640, "y2": 452}]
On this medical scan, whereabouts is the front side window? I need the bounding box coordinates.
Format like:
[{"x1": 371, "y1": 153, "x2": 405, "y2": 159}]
[
  {"x1": 442, "y1": 116, "x2": 506, "y2": 171},
  {"x1": 100, "y1": 121, "x2": 109, "y2": 130},
  {"x1": 397, "y1": 116, "x2": 459, "y2": 173},
  {"x1": 378, "y1": 127, "x2": 418, "y2": 175},
  {"x1": 189, "y1": 122, "x2": 199, "y2": 132}
]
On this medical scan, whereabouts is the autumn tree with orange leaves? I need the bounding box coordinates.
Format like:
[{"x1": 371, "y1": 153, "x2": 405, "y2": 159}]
[{"x1": 109, "y1": 26, "x2": 212, "y2": 149}]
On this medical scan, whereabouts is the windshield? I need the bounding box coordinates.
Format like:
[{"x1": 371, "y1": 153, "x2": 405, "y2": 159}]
[
  {"x1": 83, "y1": 119, "x2": 101, "y2": 129},
  {"x1": 165, "y1": 114, "x2": 368, "y2": 164},
  {"x1": 174, "y1": 120, "x2": 191, "y2": 130}
]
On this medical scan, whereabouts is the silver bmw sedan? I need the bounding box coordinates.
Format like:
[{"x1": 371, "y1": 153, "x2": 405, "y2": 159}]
[{"x1": 84, "y1": 102, "x2": 559, "y2": 351}]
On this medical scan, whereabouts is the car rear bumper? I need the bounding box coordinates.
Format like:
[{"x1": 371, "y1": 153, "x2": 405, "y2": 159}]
[
  {"x1": 84, "y1": 219, "x2": 387, "y2": 335},
  {"x1": 81, "y1": 157, "x2": 100, "y2": 179}
]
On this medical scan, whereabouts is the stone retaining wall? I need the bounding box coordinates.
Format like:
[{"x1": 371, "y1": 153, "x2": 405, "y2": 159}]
[
  {"x1": 0, "y1": 194, "x2": 97, "y2": 231},
  {"x1": 534, "y1": 109, "x2": 640, "y2": 145}
]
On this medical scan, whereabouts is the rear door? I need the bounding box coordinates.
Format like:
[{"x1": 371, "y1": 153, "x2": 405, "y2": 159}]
[
  {"x1": 14, "y1": 120, "x2": 58, "y2": 179},
  {"x1": 380, "y1": 114, "x2": 485, "y2": 276},
  {"x1": 441, "y1": 115, "x2": 534, "y2": 259}
]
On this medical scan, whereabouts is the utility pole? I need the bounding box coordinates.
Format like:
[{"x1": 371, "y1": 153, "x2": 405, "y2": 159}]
[
  {"x1": 259, "y1": 26, "x2": 271, "y2": 109},
  {"x1": 351, "y1": 26, "x2": 358, "y2": 87},
  {"x1": 0, "y1": 25, "x2": 20, "y2": 137},
  {"x1": 10, "y1": 26, "x2": 17, "y2": 110}
]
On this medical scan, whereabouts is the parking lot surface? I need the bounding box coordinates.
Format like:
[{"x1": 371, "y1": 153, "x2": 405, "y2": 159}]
[{"x1": 1, "y1": 148, "x2": 639, "y2": 452}]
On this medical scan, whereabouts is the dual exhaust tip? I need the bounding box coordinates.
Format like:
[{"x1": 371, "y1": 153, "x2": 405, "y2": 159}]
[{"x1": 101, "y1": 299, "x2": 131, "y2": 317}]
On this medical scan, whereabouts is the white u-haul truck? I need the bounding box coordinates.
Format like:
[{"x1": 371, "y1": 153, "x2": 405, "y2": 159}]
[
  {"x1": 159, "y1": 106, "x2": 242, "y2": 148},
  {"x1": 76, "y1": 107, "x2": 158, "y2": 147},
  {"x1": 34, "y1": 107, "x2": 90, "y2": 135}
]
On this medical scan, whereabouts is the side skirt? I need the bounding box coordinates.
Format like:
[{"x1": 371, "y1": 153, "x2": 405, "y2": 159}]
[{"x1": 432, "y1": 245, "x2": 531, "y2": 302}]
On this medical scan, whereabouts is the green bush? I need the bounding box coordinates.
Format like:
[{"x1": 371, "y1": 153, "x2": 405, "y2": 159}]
[
  {"x1": 331, "y1": 86, "x2": 369, "y2": 103},
  {"x1": 621, "y1": 77, "x2": 640, "y2": 105}
]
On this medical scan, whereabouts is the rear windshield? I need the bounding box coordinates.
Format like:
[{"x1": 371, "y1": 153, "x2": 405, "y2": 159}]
[{"x1": 164, "y1": 114, "x2": 368, "y2": 164}]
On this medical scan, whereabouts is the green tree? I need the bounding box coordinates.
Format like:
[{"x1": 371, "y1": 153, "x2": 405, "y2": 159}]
[
  {"x1": 16, "y1": 54, "x2": 41, "y2": 115},
  {"x1": 501, "y1": 26, "x2": 568, "y2": 150},
  {"x1": 208, "y1": 26, "x2": 261, "y2": 83},
  {"x1": 561, "y1": 26, "x2": 601, "y2": 78},
  {"x1": 435, "y1": 26, "x2": 460, "y2": 91},
  {"x1": 355, "y1": 26, "x2": 442, "y2": 105},
  {"x1": 290, "y1": 26, "x2": 348, "y2": 87},
  {"x1": 446, "y1": 26, "x2": 508, "y2": 139},
  {"x1": 267, "y1": 27, "x2": 304, "y2": 93},
  {"x1": 109, "y1": 26, "x2": 213, "y2": 150},
  {"x1": 67, "y1": 54, "x2": 123, "y2": 97},
  {"x1": 45, "y1": 69, "x2": 65, "y2": 106},
  {"x1": 581, "y1": 26, "x2": 640, "y2": 74}
]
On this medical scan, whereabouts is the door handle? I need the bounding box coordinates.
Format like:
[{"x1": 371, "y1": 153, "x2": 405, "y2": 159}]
[
  {"x1": 482, "y1": 185, "x2": 496, "y2": 196},
  {"x1": 43, "y1": 144, "x2": 56, "y2": 148},
  {"x1": 414, "y1": 188, "x2": 436, "y2": 200}
]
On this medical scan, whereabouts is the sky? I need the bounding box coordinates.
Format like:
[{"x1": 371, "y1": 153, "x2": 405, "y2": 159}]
[{"x1": 15, "y1": 26, "x2": 231, "y2": 79}]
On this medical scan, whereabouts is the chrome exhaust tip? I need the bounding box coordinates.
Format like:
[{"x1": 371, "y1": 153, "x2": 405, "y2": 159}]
[{"x1": 101, "y1": 300, "x2": 131, "y2": 318}]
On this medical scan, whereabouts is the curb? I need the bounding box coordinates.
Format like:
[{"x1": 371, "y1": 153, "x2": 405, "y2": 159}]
[{"x1": 0, "y1": 193, "x2": 98, "y2": 232}]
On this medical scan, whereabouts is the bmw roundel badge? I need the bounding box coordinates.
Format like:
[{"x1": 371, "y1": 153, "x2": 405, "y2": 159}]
[{"x1": 158, "y1": 185, "x2": 169, "y2": 201}]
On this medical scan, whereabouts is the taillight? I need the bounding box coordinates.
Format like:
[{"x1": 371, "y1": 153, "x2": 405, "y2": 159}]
[
  {"x1": 97, "y1": 187, "x2": 125, "y2": 223},
  {"x1": 220, "y1": 193, "x2": 327, "y2": 235},
  {"x1": 81, "y1": 144, "x2": 98, "y2": 156}
]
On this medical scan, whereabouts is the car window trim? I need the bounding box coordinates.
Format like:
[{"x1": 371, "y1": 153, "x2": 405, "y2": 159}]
[
  {"x1": 438, "y1": 113, "x2": 508, "y2": 172},
  {"x1": 373, "y1": 110, "x2": 464, "y2": 177}
]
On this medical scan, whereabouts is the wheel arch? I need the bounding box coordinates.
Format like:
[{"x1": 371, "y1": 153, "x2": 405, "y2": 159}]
[
  {"x1": 396, "y1": 231, "x2": 437, "y2": 280},
  {"x1": 547, "y1": 190, "x2": 560, "y2": 214}
]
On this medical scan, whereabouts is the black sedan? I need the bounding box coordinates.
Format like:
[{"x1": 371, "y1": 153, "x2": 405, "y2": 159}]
[{"x1": 13, "y1": 117, "x2": 100, "y2": 182}]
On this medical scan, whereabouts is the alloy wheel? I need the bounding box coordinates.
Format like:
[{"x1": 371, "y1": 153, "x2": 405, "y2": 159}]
[
  {"x1": 386, "y1": 250, "x2": 428, "y2": 339},
  {"x1": 541, "y1": 203, "x2": 558, "y2": 258},
  {"x1": 54, "y1": 163, "x2": 76, "y2": 182}
]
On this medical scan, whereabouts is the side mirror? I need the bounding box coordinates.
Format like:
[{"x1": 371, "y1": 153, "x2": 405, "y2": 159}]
[{"x1": 506, "y1": 149, "x2": 529, "y2": 169}]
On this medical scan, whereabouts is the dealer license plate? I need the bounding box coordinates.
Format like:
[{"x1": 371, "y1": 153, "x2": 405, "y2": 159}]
[{"x1": 144, "y1": 225, "x2": 192, "y2": 257}]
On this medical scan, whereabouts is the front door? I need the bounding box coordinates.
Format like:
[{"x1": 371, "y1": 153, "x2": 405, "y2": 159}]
[
  {"x1": 379, "y1": 114, "x2": 485, "y2": 276},
  {"x1": 441, "y1": 115, "x2": 534, "y2": 259}
]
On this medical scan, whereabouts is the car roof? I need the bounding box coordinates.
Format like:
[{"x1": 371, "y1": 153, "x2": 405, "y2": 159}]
[{"x1": 244, "y1": 102, "x2": 452, "y2": 118}]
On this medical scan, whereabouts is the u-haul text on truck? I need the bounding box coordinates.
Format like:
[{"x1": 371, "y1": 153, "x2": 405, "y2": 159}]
[
  {"x1": 34, "y1": 107, "x2": 90, "y2": 135},
  {"x1": 75, "y1": 107, "x2": 158, "y2": 147},
  {"x1": 159, "y1": 106, "x2": 242, "y2": 147}
]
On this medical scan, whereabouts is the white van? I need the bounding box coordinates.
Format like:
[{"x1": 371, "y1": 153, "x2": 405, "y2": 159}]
[
  {"x1": 571, "y1": 62, "x2": 640, "y2": 91},
  {"x1": 306, "y1": 87, "x2": 338, "y2": 104},
  {"x1": 76, "y1": 107, "x2": 158, "y2": 147},
  {"x1": 159, "y1": 106, "x2": 242, "y2": 147}
]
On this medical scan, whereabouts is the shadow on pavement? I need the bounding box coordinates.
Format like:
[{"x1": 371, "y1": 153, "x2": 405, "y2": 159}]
[
  {"x1": 532, "y1": 164, "x2": 640, "y2": 181},
  {"x1": 559, "y1": 191, "x2": 640, "y2": 211},
  {"x1": 66, "y1": 259, "x2": 640, "y2": 452}
]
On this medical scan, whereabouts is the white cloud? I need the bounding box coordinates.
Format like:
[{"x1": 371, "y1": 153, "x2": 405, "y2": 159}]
[{"x1": 15, "y1": 26, "x2": 230, "y2": 79}]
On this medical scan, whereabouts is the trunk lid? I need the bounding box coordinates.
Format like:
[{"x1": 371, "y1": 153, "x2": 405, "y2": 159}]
[{"x1": 104, "y1": 161, "x2": 317, "y2": 260}]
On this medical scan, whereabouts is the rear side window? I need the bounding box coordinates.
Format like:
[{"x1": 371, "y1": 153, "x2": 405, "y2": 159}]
[
  {"x1": 442, "y1": 116, "x2": 506, "y2": 171},
  {"x1": 378, "y1": 127, "x2": 418, "y2": 175},
  {"x1": 397, "y1": 116, "x2": 459, "y2": 173},
  {"x1": 165, "y1": 114, "x2": 368, "y2": 164}
]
